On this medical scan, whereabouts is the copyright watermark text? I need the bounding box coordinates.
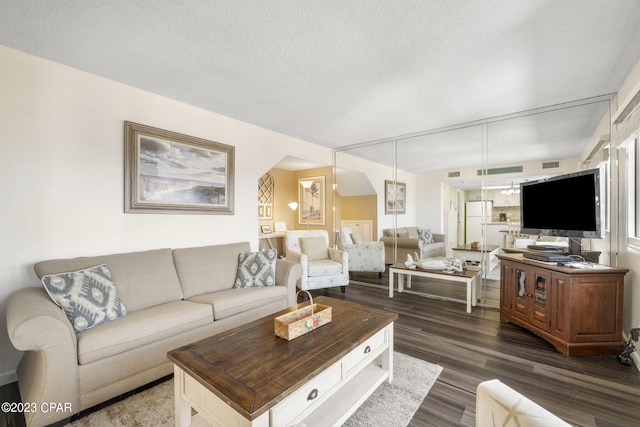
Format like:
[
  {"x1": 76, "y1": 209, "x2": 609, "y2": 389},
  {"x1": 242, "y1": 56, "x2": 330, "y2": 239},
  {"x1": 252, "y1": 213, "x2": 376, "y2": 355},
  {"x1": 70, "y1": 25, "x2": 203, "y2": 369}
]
[{"x1": 2, "y1": 401, "x2": 73, "y2": 413}]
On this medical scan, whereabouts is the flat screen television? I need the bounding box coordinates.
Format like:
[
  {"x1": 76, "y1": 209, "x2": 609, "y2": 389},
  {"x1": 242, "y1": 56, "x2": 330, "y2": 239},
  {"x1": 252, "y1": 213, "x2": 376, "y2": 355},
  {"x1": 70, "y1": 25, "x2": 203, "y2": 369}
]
[{"x1": 520, "y1": 168, "x2": 602, "y2": 239}]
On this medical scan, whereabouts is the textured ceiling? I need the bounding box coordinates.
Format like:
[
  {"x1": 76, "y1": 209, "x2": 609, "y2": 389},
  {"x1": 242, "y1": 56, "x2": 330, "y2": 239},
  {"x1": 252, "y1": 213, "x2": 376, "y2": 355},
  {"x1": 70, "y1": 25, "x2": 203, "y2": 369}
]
[{"x1": 2, "y1": 0, "x2": 640, "y2": 175}]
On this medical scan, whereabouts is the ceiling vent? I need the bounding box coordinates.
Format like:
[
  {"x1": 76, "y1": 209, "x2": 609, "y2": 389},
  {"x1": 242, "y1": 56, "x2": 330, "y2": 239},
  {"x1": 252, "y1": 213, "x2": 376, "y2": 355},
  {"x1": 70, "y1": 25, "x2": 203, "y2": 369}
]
[
  {"x1": 477, "y1": 166, "x2": 523, "y2": 175},
  {"x1": 448, "y1": 171, "x2": 461, "y2": 178},
  {"x1": 542, "y1": 161, "x2": 560, "y2": 169}
]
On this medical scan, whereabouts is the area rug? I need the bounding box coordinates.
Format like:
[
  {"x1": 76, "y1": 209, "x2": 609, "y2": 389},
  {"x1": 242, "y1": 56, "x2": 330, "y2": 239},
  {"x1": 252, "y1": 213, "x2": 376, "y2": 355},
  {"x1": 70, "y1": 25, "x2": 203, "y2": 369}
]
[{"x1": 67, "y1": 352, "x2": 442, "y2": 427}]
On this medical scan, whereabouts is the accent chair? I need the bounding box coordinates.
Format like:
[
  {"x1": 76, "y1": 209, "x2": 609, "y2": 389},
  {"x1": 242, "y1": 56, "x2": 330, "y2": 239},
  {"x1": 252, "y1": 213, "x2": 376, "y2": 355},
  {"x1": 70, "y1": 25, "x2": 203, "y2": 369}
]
[
  {"x1": 338, "y1": 227, "x2": 385, "y2": 277},
  {"x1": 284, "y1": 230, "x2": 349, "y2": 293}
]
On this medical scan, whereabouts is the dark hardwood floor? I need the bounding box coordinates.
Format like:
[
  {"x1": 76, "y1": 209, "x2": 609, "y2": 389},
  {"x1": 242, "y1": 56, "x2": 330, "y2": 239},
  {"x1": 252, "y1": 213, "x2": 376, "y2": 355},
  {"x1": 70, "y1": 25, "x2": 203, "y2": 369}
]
[
  {"x1": 2, "y1": 272, "x2": 638, "y2": 427},
  {"x1": 327, "y1": 273, "x2": 640, "y2": 426}
]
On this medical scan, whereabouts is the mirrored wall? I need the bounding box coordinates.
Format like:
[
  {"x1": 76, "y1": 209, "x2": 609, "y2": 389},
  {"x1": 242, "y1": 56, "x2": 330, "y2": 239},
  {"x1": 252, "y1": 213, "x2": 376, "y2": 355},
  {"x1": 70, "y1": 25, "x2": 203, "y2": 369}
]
[{"x1": 334, "y1": 95, "x2": 613, "y2": 309}]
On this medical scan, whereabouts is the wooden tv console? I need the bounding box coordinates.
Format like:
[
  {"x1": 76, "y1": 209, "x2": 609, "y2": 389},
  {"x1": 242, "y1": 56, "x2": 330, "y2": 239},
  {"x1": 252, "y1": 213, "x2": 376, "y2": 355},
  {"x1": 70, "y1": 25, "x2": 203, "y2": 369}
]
[{"x1": 497, "y1": 253, "x2": 628, "y2": 356}]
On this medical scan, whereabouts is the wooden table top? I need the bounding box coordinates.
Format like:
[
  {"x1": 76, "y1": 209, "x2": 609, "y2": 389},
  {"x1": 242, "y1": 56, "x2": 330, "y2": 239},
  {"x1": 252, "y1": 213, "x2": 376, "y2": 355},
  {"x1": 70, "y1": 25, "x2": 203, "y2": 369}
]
[
  {"x1": 167, "y1": 296, "x2": 397, "y2": 421},
  {"x1": 496, "y1": 252, "x2": 629, "y2": 275}
]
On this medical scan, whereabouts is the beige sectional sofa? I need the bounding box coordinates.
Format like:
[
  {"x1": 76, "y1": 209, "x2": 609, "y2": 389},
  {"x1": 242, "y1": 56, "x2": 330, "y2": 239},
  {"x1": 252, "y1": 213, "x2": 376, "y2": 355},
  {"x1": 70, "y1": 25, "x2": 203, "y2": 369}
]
[
  {"x1": 6, "y1": 242, "x2": 301, "y2": 427},
  {"x1": 380, "y1": 226, "x2": 446, "y2": 264}
]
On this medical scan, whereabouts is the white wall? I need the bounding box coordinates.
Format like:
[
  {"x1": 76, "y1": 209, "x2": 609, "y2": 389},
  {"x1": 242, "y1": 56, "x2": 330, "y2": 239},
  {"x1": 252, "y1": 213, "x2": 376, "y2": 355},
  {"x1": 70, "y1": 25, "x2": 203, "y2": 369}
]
[
  {"x1": 0, "y1": 46, "x2": 332, "y2": 383},
  {"x1": 610, "y1": 55, "x2": 640, "y2": 355},
  {"x1": 334, "y1": 151, "x2": 417, "y2": 234}
]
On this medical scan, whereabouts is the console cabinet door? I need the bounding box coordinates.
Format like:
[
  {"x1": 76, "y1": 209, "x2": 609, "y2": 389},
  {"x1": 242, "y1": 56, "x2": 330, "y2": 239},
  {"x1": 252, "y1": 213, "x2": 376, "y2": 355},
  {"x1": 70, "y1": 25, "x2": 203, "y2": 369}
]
[
  {"x1": 550, "y1": 272, "x2": 570, "y2": 340},
  {"x1": 529, "y1": 268, "x2": 550, "y2": 332},
  {"x1": 502, "y1": 262, "x2": 550, "y2": 332},
  {"x1": 512, "y1": 265, "x2": 531, "y2": 322},
  {"x1": 500, "y1": 260, "x2": 514, "y2": 314},
  {"x1": 570, "y1": 275, "x2": 624, "y2": 343}
]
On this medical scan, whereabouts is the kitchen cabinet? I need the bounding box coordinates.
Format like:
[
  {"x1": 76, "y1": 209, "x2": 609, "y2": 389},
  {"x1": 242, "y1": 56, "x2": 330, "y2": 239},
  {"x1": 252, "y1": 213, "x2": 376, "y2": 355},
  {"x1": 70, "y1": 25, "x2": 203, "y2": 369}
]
[{"x1": 492, "y1": 191, "x2": 520, "y2": 206}]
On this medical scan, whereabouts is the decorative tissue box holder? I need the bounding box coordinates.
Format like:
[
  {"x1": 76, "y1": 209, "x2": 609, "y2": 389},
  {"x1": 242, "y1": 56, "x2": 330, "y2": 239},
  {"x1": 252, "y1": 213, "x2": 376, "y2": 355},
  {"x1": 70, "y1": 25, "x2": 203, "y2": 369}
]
[{"x1": 274, "y1": 290, "x2": 332, "y2": 340}]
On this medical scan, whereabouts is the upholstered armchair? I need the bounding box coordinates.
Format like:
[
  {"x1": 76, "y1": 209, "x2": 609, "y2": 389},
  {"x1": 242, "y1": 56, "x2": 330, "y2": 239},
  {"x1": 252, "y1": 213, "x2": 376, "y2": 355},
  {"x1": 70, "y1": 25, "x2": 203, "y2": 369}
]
[
  {"x1": 284, "y1": 230, "x2": 349, "y2": 292},
  {"x1": 338, "y1": 227, "x2": 385, "y2": 276},
  {"x1": 476, "y1": 379, "x2": 571, "y2": 426}
]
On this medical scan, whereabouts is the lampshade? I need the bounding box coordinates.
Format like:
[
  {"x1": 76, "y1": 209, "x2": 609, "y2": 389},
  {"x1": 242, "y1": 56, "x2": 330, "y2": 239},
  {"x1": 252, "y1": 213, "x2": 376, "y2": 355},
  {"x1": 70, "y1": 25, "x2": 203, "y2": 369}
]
[
  {"x1": 288, "y1": 202, "x2": 299, "y2": 211},
  {"x1": 300, "y1": 180, "x2": 313, "y2": 189}
]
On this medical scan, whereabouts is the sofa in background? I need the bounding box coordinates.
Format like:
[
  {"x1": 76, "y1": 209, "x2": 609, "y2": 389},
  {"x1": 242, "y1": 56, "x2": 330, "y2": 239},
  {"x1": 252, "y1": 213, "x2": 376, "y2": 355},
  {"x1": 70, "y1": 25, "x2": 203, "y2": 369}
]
[
  {"x1": 6, "y1": 242, "x2": 301, "y2": 427},
  {"x1": 380, "y1": 226, "x2": 446, "y2": 264},
  {"x1": 476, "y1": 379, "x2": 571, "y2": 426}
]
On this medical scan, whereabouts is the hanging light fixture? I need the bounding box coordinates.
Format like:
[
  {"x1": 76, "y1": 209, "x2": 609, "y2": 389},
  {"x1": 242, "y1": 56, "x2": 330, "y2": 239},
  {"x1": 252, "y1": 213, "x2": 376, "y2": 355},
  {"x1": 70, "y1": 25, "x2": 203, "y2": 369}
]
[{"x1": 501, "y1": 182, "x2": 520, "y2": 195}]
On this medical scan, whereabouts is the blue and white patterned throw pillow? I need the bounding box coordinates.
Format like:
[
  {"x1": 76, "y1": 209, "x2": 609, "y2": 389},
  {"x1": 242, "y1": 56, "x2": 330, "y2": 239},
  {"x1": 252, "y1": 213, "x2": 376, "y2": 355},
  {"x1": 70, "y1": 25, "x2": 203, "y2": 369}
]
[
  {"x1": 234, "y1": 249, "x2": 277, "y2": 288},
  {"x1": 417, "y1": 229, "x2": 434, "y2": 245},
  {"x1": 41, "y1": 264, "x2": 127, "y2": 333}
]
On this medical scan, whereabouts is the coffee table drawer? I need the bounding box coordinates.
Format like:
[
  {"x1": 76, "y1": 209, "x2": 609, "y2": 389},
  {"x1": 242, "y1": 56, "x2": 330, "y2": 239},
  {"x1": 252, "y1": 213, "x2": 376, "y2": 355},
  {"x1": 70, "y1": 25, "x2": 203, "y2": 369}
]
[
  {"x1": 342, "y1": 328, "x2": 387, "y2": 375},
  {"x1": 270, "y1": 361, "x2": 342, "y2": 426}
]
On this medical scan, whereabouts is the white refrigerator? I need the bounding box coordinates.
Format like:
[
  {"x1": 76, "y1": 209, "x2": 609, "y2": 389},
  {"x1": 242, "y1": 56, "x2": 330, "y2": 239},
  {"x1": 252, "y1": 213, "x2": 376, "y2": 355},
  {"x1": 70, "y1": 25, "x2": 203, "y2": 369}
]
[{"x1": 466, "y1": 201, "x2": 493, "y2": 244}]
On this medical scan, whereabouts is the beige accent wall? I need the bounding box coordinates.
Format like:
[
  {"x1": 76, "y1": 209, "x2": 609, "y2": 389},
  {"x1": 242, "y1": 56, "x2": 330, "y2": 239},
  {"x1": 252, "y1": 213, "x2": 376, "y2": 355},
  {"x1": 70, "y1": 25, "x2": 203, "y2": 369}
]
[{"x1": 339, "y1": 195, "x2": 378, "y2": 240}]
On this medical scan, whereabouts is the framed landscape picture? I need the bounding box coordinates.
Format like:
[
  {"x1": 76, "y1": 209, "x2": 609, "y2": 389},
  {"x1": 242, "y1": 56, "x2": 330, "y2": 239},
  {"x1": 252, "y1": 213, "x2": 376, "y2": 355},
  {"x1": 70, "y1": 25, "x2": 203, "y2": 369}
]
[
  {"x1": 385, "y1": 180, "x2": 406, "y2": 214},
  {"x1": 298, "y1": 176, "x2": 325, "y2": 226},
  {"x1": 124, "y1": 122, "x2": 235, "y2": 214}
]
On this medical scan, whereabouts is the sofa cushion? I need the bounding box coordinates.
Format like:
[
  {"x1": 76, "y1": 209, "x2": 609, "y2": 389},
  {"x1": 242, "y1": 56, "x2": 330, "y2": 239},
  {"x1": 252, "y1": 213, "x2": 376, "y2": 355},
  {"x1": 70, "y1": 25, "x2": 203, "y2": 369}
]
[
  {"x1": 34, "y1": 249, "x2": 182, "y2": 312},
  {"x1": 300, "y1": 237, "x2": 328, "y2": 260},
  {"x1": 188, "y1": 286, "x2": 287, "y2": 320},
  {"x1": 340, "y1": 228, "x2": 354, "y2": 246},
  {"x1": 307, "y1": 259, "x2": 344, "y2": 277},
  {"x1": 76, "y1": 300, "x2": 212, "y2": 364},
  {"x1": 351, "y1": 233, "x2": 363, "y2": 244},
  {"x1": 234, "y1": 249, "x2": 277, "y2": 288},
  {"x1": 173, "y1": 242, "x2": 251, "y2": 298},
  {"x1": 41, "y1": 264, "x2": 127, "y2": 333},
  {"x1": 406, "y1": 227, "x2": 420, "y2": 239}
]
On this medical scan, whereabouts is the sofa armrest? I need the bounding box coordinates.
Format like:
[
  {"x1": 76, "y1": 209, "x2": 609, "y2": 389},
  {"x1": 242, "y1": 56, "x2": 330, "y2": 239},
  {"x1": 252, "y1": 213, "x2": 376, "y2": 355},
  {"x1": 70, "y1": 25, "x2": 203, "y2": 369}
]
[
  {"x1": 6, "y1": 287, "x2": 80, "y2": 426},
  {"x1": 476, "y1": 379, "x2": 571, "y2": 426},
  {"x1": 275, "y1": 258, "x2": 302, "y2": 306},
  {"x1": 432, "y1": 233, "x2": 445, "y2": 243},
  {"x1": 327, "y1": 247, "x2": 348, "y2": 272}
]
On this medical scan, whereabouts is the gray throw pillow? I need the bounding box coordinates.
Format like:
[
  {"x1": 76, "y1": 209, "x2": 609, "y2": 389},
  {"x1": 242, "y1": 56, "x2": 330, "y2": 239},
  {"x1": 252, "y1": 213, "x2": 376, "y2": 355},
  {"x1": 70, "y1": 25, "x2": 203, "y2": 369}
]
[
  {"x1": 417, "y1": 229, "x2": 434, "y2": 244},
  {"x1": 41, "y1": 264, "x2": 127, "y2": 333},
  {"x1": 234, "y1": 249, "x2": 277, "y2": 288}
]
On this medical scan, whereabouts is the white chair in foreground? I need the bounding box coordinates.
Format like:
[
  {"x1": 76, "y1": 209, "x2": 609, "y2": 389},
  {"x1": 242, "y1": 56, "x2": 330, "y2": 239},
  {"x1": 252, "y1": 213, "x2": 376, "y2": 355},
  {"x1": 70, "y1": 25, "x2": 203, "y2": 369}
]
[
  {"x1": 284, "y1": 230, "x2": 349, "y2": 293},
  {"x1": 476, "y1": 379, "x2": 572, "y2": 426}
]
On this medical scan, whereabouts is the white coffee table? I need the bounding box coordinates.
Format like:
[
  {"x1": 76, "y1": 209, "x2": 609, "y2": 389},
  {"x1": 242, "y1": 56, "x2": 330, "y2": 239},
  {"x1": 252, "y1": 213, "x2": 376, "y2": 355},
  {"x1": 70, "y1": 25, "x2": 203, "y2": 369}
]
[{"x1": 388, "y1": 264, "x2": 480, "y2": 313}]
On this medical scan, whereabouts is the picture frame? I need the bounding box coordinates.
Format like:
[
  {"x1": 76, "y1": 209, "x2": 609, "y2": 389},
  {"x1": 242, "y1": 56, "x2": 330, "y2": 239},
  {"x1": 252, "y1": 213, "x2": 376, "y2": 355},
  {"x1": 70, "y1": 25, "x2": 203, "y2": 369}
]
[
  {"x1": 124, "y1": 122, "x2": 234, "y2": 214},
  {"x1": 298, "y1": 176, "x2": 325, "y2": 226},
  {"x1": 384, "y1": 180, "x2": 406, "y2": 214},
  {"x1": 260, "y1": 225, "x2": 272, "y2": 234},
  {"x1": 274, "y1": 221, "x2": 287, "y2": 232}
]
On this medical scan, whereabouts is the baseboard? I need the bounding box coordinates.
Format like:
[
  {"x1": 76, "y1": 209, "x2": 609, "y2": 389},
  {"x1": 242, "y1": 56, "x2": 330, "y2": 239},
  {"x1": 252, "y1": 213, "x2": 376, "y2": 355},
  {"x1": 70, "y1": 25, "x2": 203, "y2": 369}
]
[{"x1": 0, "y1": 369, "x2": 17, "y2": 386}]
